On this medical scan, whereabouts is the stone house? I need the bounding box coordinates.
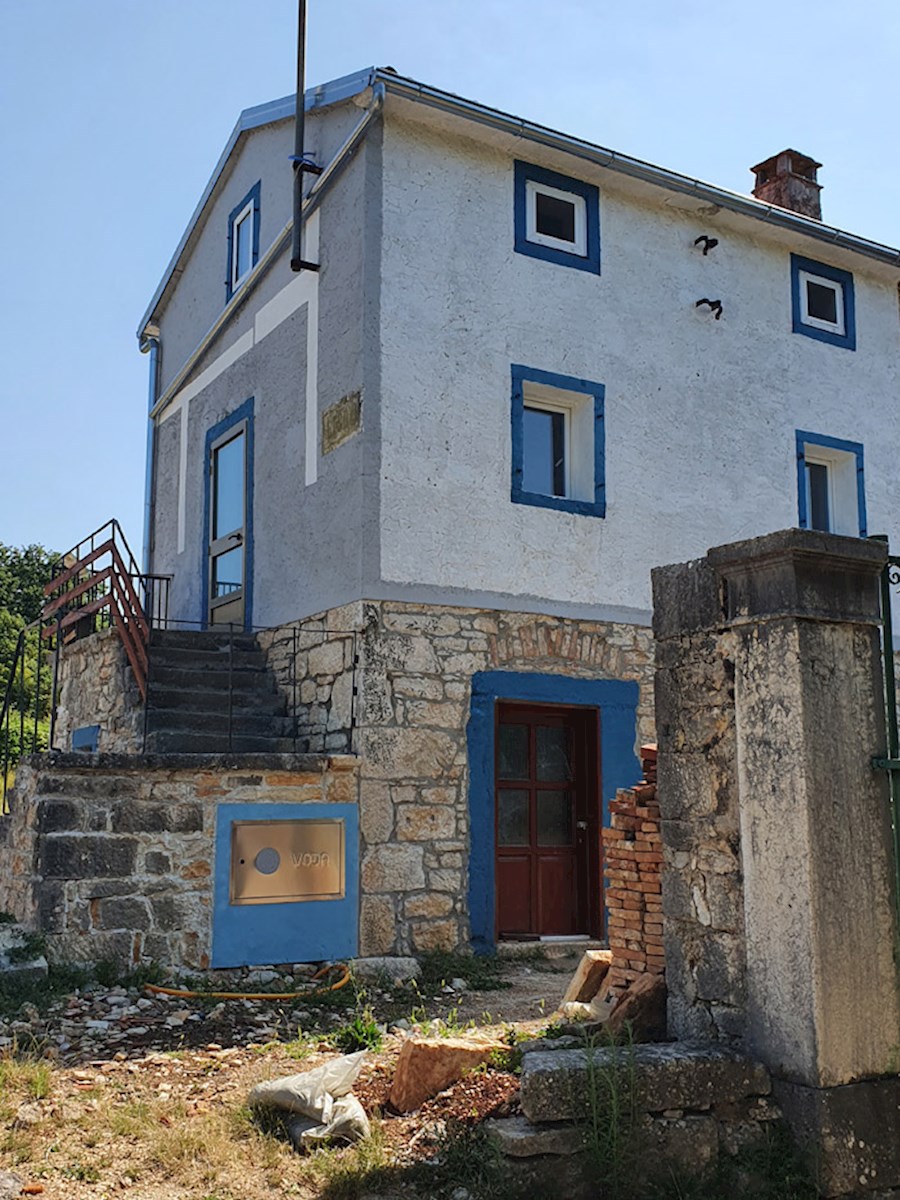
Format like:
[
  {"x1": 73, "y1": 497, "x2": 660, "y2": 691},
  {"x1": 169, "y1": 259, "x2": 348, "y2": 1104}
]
[{"x1": 43, "y1": 67, "x2": 900, "y2": 968}]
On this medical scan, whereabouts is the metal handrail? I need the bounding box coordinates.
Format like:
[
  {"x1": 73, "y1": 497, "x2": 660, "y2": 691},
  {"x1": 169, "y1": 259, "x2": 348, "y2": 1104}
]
[{"x1": 43, "y1": 519, "x2": 153, "y2": 699}]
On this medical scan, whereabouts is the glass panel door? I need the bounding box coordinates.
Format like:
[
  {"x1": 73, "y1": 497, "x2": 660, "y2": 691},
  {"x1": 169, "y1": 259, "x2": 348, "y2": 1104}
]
[{"x1": 208, "y1": 426, "x2": 246, "y2": 626}]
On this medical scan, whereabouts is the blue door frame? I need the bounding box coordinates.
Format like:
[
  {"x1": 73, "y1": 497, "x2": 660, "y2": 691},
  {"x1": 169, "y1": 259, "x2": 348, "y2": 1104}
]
[{"x1": 466, "y1": 670, "x2": 640, "y2": 953}]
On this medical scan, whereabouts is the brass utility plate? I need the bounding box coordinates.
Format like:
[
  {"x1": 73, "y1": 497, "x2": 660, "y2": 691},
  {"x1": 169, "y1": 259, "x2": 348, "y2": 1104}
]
[{"x1": 230, "y1": 818, "x2": 345, "y2": 905}]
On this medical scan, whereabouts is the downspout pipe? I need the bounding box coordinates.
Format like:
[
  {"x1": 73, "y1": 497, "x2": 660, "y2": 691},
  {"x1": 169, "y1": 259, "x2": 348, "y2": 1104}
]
[{"x1": 140, "y1": 327, "x2": 160, "y2": 574}]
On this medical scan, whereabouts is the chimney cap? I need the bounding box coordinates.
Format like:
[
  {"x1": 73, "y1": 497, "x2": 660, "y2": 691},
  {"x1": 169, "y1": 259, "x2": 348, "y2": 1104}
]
[{"x1": 751, "y1": 149, "x2": 822, "y2": 185}]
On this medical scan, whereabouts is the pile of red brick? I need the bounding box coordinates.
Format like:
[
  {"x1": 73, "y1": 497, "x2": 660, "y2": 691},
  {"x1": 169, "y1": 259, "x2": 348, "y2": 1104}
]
[{"x1": 603, "y1": 744, "x2": 664, "y2": 994}]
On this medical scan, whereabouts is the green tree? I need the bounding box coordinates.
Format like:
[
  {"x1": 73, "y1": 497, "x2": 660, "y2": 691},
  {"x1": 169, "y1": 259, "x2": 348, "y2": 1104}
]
[{"x1": 0, "y1": 543, "x2": 57, "y2": 771}]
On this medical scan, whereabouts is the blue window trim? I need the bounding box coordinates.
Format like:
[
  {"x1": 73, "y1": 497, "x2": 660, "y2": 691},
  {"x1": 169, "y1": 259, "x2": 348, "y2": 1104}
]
[
  {"x1": 790, "y1": 254, "x2": 856, "y2": 350},
  {"x1": 466, "y1": 671, "x2": 639, "y2": 953},
  {"x1": 202, "y1": 397, "x2": 255, "y2": 629},
  {"x1": 514, "y1": 161, "x2": 601, "y2": 274},
  {"x1": 795, "y1": 429, "x2": 867, "y2": 537},
  {"x1": 225, "y1": 181, "x2": 261, "y2": 302},
  {"x1": 511, "y1": 363, "x2": 606, "y2": 518}
]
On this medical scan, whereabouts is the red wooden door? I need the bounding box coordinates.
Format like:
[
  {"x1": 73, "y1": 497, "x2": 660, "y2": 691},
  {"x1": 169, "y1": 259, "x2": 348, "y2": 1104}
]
[{"x1": 494, "y1": 704, "x2": 600, "y2": 939}]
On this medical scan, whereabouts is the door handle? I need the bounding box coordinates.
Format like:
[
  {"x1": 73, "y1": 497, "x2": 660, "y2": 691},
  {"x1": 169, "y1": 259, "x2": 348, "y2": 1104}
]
[{"x1": 576, "y1": 821, "x2": 588, "y2": 830}]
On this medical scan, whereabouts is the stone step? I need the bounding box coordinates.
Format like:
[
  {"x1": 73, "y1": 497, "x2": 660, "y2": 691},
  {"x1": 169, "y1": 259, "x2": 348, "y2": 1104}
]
[
  {"x1": 150, "y1": 629, "x2": 262, "y2": 653},
  {"x1": 143, "y1": 730, "x2": 298, "y2": 754},
  {"x1": 149, "y1": 647, "x2": 268, "y2": 673},
  {"x1": 146, "y1": 685, "x2": 285, "y2": 714},
  {"x1": 519, "y1": 1043, "x2": 771, "y2": 1125},
  {"x1": 147, "y1": 665, "x2": 279, "y2": 693},
  {"x1": 144, "y1": 708, "x2": 288, "y2": 736}
]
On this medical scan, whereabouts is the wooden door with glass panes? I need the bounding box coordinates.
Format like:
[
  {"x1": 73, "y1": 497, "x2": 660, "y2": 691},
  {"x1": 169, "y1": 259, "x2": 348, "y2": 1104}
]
[{"x1": 494, "y1": 703, "x2": 600, "y2": 939}]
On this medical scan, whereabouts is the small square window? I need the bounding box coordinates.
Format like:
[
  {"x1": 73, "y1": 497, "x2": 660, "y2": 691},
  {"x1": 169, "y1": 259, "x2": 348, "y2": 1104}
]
[
  {"x1": 514, "y1": 162, "x2": 600, "y2": 274},
  {"x1": 226, "y1": 182, "x2": 261, "y2": 302},
  {"x1": 791, "y1": 255, "x2": 855, "y2": 350},
  {"x1": 796, "y1": 431, "x2": 866, "y2": 537},
  {"x1": 511, "y1": 365, "x2": 605, "y2": 518}
]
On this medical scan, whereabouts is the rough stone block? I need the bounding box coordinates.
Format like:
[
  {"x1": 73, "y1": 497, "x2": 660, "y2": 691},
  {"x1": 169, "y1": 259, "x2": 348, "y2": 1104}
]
[
  {"x1": 561, "y1": 950, "x2": 613, "y2": 1005},
  {"x1": 359, "y1": 896, "x2": 396, "y2": 956},
  {"x1": 144, "y1": 851, "x2": 171, "y2": 875},
  {"x1": 361, "y1": 844, "x2": 425, "y2": 891},
  {"x1": 36, "y1": 799, "x2": 81, "y2": 833},
  {"x1": 520, "y1": 1044, "x2": 770, "y2": 1124},
  {"x1": 41, "y1": 835, "x2": 137, "y2": 879},
  {"x1": 395, "y1": 804, "x2": 456, "y2": 841},
  {"x1": 95, "y1": 896, "x2": 152, "y2": 931},
  {"x1": 411, "y1": 919, "x2": 458, "y2": 952},
  {"x1": 484, "y1": 1115, "x2": 582, "y2": 1158},
  {"x1": 774, "y1": 1076, "x2": 900, "y2": 1197},
  {"x1": 351, "y1": 956, "x2": 420, "y2": 983},
  {"x1": 390, "y1": 1036, "x2": 504, "y2": 1112}
]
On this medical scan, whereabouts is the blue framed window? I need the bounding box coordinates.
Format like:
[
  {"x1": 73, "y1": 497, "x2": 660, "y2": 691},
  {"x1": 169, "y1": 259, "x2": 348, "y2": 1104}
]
[
  {"x1": 796, "y1": 430, "x2": 866, "y2": 537},
  {"x1": 226, "y1": 182, "x2": 261, "y2": 301},
  {"x1": 790, "y1": 254, "x2": 855, "y2": 350},
  {"x1": 511, "y1": 364, "x2": 605, "y2": 518},
  {"x1": 514, "y1": 162, "x2": 600, "y2": 274}
]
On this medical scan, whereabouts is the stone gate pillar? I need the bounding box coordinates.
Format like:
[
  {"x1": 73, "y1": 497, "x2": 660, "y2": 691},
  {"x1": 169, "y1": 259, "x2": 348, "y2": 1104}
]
[{"x1": 653, "y1": 530, "x2": 900, "y2": 1197}]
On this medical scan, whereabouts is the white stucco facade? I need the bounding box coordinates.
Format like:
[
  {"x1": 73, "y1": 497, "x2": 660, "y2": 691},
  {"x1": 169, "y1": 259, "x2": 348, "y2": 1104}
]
[
  {"x1": 142, "y1": 70, "x2": 900, "y2": 631},
  {"x1": 375, "y1": 102, "x2": 900, "y2": 618}
]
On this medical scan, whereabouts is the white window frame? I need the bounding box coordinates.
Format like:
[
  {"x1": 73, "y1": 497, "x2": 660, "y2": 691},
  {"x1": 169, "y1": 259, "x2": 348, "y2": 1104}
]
[
  {"x1": 798, "y1": 270, "x2": 845, "y2": 336},
  {"x1": 230, "y1": 200, "x2": 255, "y2": 291},
  {"x1": 522, "y1": 398, "x2": 571, "y2": 499},
  {"x1": 525, "y1": 180, "x2": 587, "y2": 257},
  {"x1": 804, "y1": 454, "x2": 835, "y2": 533},
  {"x1": 521, "y1": 380, "x2": 594, "y2": 503}
]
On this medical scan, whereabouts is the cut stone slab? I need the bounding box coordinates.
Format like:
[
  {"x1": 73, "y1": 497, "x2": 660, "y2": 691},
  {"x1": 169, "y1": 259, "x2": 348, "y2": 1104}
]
[
  {"x1": 389, "y1": 1036, "x2": 504, "y2": 1113},
  {"x1": 484, "y1": 1115, "x2": 582, "y2": 1158},
  {"x1": 520, "y1": 1042, "x2": 771, "y2": 1124},
  {"x1": 351, "y1": 956, "x2": 420, "y2": 983},
  {"x1": 607, "y1": 971, "x2": 667, "y2": 1041},
  {"x1": 0, "y1": 1170, "x2": 22, "y2": 1200},
  {"x1": 561, "y1": 949, "x2": 612, "y2": 1005}
]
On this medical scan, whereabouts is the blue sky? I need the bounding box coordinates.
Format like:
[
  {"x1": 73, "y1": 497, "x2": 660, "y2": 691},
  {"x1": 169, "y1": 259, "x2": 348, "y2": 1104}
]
[{"x1": 2, "y1": 0, "x2": 898, "y2": 557}]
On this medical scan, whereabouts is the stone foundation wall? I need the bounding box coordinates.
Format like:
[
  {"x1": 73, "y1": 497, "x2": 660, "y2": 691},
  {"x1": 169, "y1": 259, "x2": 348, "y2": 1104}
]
[
  {"x1": 0, "y1": 752, "x2": 358, "y2": 969},
  {"x1": 604, "y1": 745, "x2": 663, "y2": 993},
  {"x1": 354, "y1": 600, "x2": 655, "y2": 956},
  {"x1": 54, "y1": 629, "x2": 143, "y2": 754},
  {"x1": 257, "y1": 603, "x2": 360, "y2": 754}
]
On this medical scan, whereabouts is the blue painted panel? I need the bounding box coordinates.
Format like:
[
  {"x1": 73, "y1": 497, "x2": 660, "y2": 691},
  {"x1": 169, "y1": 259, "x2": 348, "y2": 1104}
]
[
  {"x1": 466, "y1": 671, "x2": 639, "y2": 952},
  {"x1": 795, "y1": 429, "x2": 867, "y2": 537},
  {"x1": 201, "y1": 398, "x2": 255, "y2": 629},
  {"x1": 514, "y1": 161, "x2": 601, "y2": 274},
  {"x1": 72, "y1": 725, "x2": 100, "y2": 752},
  {"x1": 790, "y1": 253, "x2": 856, "y2": 351},
  {"x1": 212, "y1": 803, "x2": 359, "y2": 968},
  {"x1": 511, "y1": 363, "x2": 606, "y2": 518}
]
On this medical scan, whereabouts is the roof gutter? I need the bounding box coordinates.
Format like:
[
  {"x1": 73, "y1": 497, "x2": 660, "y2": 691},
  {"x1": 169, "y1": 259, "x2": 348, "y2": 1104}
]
[
  {"x1": 149, "y1": 82, "x2": 384, "y2": 423},
  {"x1": 376, "y1": 72, "x2": 900, "y2": 270}
]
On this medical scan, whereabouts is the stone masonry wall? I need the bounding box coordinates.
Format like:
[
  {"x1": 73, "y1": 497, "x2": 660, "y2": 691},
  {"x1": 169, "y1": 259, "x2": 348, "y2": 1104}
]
[
  {"x1": 54, "y1": 629, "x2": 143, "y2": 754},
  {"x1": 604, "y1": 745, "x2": 663, "y2": 994},
  {"x1": 258, "y1": 602, "x2": 360, "y2": 754},
  {"x1": 355, "y1": 601, "x2": 655, "y2": 957},
  {"x1": 653, "y1": 559, "x2": 746, "y2": 1044},
  {"x1": 0, "y1": 753, "x2": 358, "y2": 969}
]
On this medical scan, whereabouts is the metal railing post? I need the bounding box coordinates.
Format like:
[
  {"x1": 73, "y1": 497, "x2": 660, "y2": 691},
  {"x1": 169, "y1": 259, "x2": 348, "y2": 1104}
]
[
  {"x1": 227, "y1": 624, "x2": 235, "y2": 753},
  {"x1": 48, "y1": 615, "x2": 62, "y2": 751}
]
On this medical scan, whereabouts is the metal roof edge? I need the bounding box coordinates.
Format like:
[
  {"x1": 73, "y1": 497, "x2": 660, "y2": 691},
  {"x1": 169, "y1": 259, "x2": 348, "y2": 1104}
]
[
  {"x1": 373, "y1": 69, "x2": 900, "y2": 270},
  {"x1": 136, "y1": 67, "x2": 375, "y2": 338}
]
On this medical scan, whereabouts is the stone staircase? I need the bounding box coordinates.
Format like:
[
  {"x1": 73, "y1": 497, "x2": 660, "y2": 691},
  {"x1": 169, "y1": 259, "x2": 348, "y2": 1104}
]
[{"x1": 143, "y1": 629, "x2": 294, "y2": 753}]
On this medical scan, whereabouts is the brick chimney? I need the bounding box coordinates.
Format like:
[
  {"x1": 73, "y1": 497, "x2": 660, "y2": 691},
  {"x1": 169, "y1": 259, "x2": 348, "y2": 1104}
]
[{"x1": 751, "y1": 149, "x2": 822, "y2": 220}]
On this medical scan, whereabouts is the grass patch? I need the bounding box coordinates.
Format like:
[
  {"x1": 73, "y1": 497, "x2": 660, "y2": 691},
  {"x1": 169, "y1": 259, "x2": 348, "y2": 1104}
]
[
  {"x1": 0, "y1": 962, "x2": 93, "y2": 1020},
  {"x1": 328, "y1": 1008, "x2": 384, "y2": 1054},
  {"x1": 417, "y1": 950, "x2": 510, "y2": 994}
]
